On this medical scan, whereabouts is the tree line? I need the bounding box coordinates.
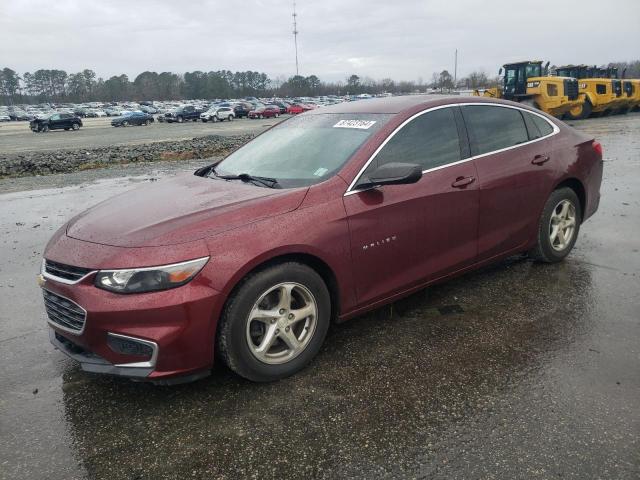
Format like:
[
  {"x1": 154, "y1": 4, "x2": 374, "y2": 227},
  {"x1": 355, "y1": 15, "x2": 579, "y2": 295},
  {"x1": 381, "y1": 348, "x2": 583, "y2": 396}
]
[
  {"x1": 0, "y1": 66, "x2": 496, "y2": 105},
  {"x1": 1, "y1": 61, "x2": 637, "y2": 105}
]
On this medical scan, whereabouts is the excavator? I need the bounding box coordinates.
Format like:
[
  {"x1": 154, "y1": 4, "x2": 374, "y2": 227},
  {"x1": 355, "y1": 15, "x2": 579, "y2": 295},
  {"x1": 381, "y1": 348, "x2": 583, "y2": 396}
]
[{"x1": 473, "y1": 60, "x2": 583, "y2": 118}]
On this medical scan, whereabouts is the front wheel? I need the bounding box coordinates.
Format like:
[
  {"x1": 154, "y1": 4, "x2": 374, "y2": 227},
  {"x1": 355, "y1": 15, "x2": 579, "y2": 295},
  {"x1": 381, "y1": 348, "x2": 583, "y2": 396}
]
[
  {"x1": 228, "y1": 115, "x2": 233, "y2": 121},
  {"x1": 566, "y1": 100, "x2": 592, "y2": 120},
  {"x1": 529, "y1": 187, "x2": 581, "y2": 263},
  {"x1": 217, "y1": 262, "x2": 331, "y2": 382},
  {"x1": 177, "y1": 116, "x2": 184, "y2": 123}
]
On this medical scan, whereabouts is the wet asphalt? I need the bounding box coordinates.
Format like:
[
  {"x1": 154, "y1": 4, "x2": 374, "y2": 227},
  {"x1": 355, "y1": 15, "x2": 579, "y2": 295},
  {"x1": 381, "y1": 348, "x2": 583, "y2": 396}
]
[
  {"x1": 0, "y1": 116, "x2": 284, "y2": 154},
  {"x1": 0, "y1": 114, "x2": 639, "y2": 479}
]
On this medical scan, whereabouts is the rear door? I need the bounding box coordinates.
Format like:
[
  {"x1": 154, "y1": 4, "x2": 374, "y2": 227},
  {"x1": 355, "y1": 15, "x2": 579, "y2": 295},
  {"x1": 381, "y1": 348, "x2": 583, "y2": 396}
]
[
  {"x1": 461, "y1": 104, "x2": 557, "y2": 261},
  {"x1": 344, "y1": 106, "x2": 479, "y2": 305}
]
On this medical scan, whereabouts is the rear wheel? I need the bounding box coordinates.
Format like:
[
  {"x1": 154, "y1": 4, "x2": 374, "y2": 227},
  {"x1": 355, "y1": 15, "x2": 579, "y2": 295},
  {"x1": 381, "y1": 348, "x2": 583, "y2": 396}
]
[
  {"x1": 565, "y1": 100, "x2": 592, "y2": 120},
  {"x1": 71, "y1": 123, "x2": 80, "y2": 131},
  {"x1": 529, "y1": 187, "x2": 581, "y2": 263},
  {"x1": 144, "y1": 119, "x2": 150, "y2": 126},
  {"x1": 217, "y1": 262, "x2": 331, "y2": 382},
  {"x1": 228, "y1": 115, "x2": 233, "y2": 121}
]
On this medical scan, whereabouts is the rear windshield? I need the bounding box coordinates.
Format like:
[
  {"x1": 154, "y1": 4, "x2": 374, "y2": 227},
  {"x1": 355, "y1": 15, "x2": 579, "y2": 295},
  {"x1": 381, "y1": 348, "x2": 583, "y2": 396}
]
[{"x1": 215, "y1": 113, "x2": 392, "y2": 188}]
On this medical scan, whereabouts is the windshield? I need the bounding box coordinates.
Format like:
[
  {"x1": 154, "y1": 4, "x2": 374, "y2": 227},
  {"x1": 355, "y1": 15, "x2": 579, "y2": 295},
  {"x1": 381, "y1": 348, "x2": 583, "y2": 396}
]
[
  {"x1": 526, "y1": 63, "x2": 542, "y2": 77},
  {"x1": 215, "y1": 113, "x2": 392, "y2": 188}
]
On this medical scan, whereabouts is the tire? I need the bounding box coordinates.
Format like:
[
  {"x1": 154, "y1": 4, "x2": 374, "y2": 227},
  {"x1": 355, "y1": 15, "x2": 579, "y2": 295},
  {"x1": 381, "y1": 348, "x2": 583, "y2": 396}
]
[
  {"x1": 123, "y1": 121, "x2": 129, "y2": 127},
  {"x1": 217, "y1": 262, "x2": 331, "y2": 382},
  {"x1": 64, "y1": 128, "x2": 70, "y2": 131},
  {"x1": 177, "y1": 116, "x2": 184, "y2": 123},
  {"x1": 42, "y1": 125, "x2": 49, "y2": 132},
  {"x1": 228, "y1": 115, "x2": 233, "y2": 121},
  {"x1": 202, "y1": 119, "x2": 208, "y2": 123},
  {"x1": 71, "y1": 123, "x2": 80, "y2": 131},
  {"x1": 565, "y1": 100, "x2": 592, "y2": 120},
  {"x1": 528, "y1": 187, "x2": 582, "y2": 263},
  {"x1": 144, "y1": 119, "x2": 150, "y2": 126}
]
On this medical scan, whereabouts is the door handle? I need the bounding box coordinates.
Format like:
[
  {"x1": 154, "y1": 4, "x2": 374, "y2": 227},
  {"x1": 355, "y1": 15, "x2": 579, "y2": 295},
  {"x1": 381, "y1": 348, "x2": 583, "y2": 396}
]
[
  {"x1": 451, "y1": 176, "x2": 476, "y2": 188},
  {"x1": 532, "y1": 154, "x2": 550, "y2": 165}
]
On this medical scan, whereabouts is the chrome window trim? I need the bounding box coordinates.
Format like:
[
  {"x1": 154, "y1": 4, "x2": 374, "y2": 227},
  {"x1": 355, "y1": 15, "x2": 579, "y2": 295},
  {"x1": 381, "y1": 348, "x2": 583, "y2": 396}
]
[
  {"x1": 110, "y1": 332, "x2": 159, "y2": 369},
  {"x1": 43, "y1": 288, "x2": 87, "y2": 335},
  {"x1": 42, "y1": 259, "x2": 96, "y2": 285},
  {"x1": 343, "y1": 102, "x2": 559, "y2": 196}
]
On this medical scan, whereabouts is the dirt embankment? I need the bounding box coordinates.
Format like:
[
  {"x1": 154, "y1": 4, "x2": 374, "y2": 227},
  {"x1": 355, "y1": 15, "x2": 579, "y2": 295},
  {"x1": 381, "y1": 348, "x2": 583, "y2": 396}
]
[{"x1": 0, "y1": 134, "x2": 255, "y2": 178}]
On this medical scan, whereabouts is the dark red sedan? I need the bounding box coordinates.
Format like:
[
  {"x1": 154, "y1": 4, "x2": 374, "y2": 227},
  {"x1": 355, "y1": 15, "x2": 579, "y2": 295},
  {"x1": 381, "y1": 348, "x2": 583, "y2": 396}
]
[
  {"x1": 248, "y1": 105, "x2": 281, "y2": 119},
  {"x1": 41, "y1": 96, "x2": 602, "y2": 383}
]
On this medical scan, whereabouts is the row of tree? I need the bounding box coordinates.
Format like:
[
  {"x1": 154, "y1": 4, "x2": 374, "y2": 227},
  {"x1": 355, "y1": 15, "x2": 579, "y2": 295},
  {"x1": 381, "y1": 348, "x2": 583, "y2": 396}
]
[
  {"x1": 2, "y1": 60, "x2": 638, "y2": 105},
  {"x1": 0, "y1": 66, "x2": 498, "y2": 104}
]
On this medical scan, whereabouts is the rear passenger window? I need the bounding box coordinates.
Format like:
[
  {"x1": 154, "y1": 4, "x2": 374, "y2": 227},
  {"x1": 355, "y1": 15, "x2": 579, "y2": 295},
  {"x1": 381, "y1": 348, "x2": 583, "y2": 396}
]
[
  {"x1": 530, "y1": 113, "x2": 554, "y2": 137},
  {"x1": 370, "y1": 107, "x2": 461, "y2": 172},
  {"x1": 522, "y1": 111, "x2": 554, "y2": 140},
  {"x1": 462, "y1": 105, "x2": 529, "y2": 156}
]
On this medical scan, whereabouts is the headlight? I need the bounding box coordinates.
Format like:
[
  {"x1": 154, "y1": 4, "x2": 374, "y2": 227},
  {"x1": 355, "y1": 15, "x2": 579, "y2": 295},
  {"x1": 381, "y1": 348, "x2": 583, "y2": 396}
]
[
  {"x1": 95, "y1": 257, "x2": 209, "y2": 294},
  {"x1": 527, "y1": 81, "x2": 540, "y2": 88}
]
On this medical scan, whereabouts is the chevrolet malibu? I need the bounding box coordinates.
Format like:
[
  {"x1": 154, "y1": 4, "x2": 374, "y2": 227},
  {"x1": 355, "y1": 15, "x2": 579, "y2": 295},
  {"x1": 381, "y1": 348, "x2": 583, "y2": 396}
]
[{"x1": 41, "y1": 96, "x2": 603, "y2": 384}]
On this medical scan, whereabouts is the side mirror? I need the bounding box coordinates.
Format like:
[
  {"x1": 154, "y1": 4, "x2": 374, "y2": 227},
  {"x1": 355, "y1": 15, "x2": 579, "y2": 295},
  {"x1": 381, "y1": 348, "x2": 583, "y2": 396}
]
[
  {"x1": 498, "y1": 67, "x2": 503, "y2": 76},
  {"x1": 361, "y1": 162, "x2": 422, "y2": 188}
]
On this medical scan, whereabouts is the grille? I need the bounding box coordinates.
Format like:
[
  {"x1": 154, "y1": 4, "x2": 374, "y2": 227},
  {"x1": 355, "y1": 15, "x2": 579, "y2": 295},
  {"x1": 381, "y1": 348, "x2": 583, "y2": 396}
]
[
  {"x1": 563, "y1": 79, "x2": 579, "y2": 100},
  {"x1": 43, "y1": 289, "x2": 87, "y2": 333},
  {"x1": 612, "y1": 80, "x2": 622, "y2": 97},
  {"x1": 44, "y1": 259, "x2": 92, "y2": 282}
]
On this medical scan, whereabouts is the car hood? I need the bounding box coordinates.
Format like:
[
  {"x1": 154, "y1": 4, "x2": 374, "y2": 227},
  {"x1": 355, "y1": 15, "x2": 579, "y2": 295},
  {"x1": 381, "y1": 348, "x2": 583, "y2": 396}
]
[{"x1": 66, "y1": 174, "x2": 308, "y2": 247}]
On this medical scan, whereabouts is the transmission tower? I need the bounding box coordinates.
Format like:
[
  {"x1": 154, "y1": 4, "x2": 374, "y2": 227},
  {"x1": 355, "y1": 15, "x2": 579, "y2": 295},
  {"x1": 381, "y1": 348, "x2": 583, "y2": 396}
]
[{"x1": 292, "y1": 1, "x2": 299, "y2": 75}]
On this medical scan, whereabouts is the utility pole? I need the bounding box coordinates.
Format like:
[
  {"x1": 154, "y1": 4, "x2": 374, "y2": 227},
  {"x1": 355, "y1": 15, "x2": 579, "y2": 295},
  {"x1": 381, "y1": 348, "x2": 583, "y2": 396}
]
[
  {"x1": 292, "y1": 1, "x2": 299, "y2": 76},
  {"x1": 454, "y1": 49, "x2": 458, "y2": 90}
]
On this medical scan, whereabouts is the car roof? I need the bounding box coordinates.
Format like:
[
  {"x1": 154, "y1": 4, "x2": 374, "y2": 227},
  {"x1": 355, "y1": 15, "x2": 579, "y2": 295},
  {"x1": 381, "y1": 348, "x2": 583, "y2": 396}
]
[{"x1": 305, "y1": 95, "x2": 523, "y2": 115}]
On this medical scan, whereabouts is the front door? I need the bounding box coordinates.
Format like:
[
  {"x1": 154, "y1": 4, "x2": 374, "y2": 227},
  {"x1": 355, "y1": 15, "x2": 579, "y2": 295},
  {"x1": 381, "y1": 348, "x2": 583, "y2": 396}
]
[{"x1": 344, "y1": 106, "x2": 479, "y2": 306}]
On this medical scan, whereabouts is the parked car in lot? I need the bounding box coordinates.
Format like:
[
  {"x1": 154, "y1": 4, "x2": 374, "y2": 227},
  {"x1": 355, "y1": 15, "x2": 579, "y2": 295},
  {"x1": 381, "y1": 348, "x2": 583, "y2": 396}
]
[
  {"x1": 248, "y1": 105, "x2": 281, "y2": 119},
  {"x1": 0, "y1": 113, "x2": 10, "y2": 122},
  {"x1": 30, "y1": 113, "x2": 82, "y2": 132},
  {"x1": 287, "y1": 103, "x2": 305, "y2": 114},
  {"x1": 111, "y1": 111, "x2": 154, "y2": 127},
  {"x1": 233, "y1": 103, "x2": 252, "y2": 118},
  {"x1": 200, "y1": 106, "x2": 235, "y2": 122},
  {"x1": 161, "y1": 105, "x2": 203, "y2": 123},
  {"x1": 40, "y1": 96, "x2": 602, "y2": 384}
]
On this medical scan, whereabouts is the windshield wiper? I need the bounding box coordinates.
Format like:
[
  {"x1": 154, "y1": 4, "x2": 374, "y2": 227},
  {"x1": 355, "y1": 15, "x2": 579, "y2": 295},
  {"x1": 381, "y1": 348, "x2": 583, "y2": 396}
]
[{"x1": 209, "y1": 168, "x2": 281, "y2": 189}]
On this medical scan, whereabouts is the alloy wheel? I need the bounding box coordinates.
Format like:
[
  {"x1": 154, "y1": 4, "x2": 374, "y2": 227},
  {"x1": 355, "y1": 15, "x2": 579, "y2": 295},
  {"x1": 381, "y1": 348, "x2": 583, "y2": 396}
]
[
  {"x1": 245, "y1": 282, "x2": 318, "y2": 365},
  {"x1": 549, "y1": 199, "x2": 577, "y2": 251}
]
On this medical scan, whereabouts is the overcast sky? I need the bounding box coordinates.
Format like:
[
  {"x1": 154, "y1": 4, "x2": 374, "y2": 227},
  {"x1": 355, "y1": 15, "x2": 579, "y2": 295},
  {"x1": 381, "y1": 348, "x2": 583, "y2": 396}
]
[{"x1": 1, "y1": 0, "x2": 639, "y2": 82}]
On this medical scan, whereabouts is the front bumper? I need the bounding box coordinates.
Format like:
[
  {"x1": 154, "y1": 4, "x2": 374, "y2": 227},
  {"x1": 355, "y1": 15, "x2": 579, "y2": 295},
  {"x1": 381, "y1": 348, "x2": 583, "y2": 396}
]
[{"x1": 42, "y1": 256, "x2": 225, "y2": 383}]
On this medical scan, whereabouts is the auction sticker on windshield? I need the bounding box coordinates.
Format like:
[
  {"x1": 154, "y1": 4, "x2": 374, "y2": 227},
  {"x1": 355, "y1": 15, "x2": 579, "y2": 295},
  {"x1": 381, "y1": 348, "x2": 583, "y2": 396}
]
[{"x1": 333, "y1": 120, "x2": 376, "y2": 129}]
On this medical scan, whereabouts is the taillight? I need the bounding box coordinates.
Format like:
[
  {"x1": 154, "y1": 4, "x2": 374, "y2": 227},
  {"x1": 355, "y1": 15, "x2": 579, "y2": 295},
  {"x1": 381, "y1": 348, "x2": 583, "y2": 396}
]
[{"x1": 592, "y1": 141, "x2": 603, "y2": 158}]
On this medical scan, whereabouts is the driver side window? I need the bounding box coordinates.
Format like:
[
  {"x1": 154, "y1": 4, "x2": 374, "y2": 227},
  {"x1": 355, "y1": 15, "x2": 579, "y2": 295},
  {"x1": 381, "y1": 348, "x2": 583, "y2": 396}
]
[{"x1": 359, "y1": 107, "x2": 462, "y2": 184}]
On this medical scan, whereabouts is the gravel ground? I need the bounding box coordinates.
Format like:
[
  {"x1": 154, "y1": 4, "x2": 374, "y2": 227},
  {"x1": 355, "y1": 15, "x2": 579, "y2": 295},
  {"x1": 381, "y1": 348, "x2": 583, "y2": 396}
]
[
  {"x1": 0, "y1": 134, "x2": 254, "y2": 177},
  {"x1": 0, "y1": 113, "x2": 638, "y2": 480}
]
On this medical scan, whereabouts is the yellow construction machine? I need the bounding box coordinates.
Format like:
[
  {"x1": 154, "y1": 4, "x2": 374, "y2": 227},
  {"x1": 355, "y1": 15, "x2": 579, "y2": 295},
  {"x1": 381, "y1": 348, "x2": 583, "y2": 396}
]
[
  {"x1": 557, "y1": 65, "x2": 627, "y2": 119},
  {"x1": 473, "y1": 60, "x2": 582, "y2": 118}
]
